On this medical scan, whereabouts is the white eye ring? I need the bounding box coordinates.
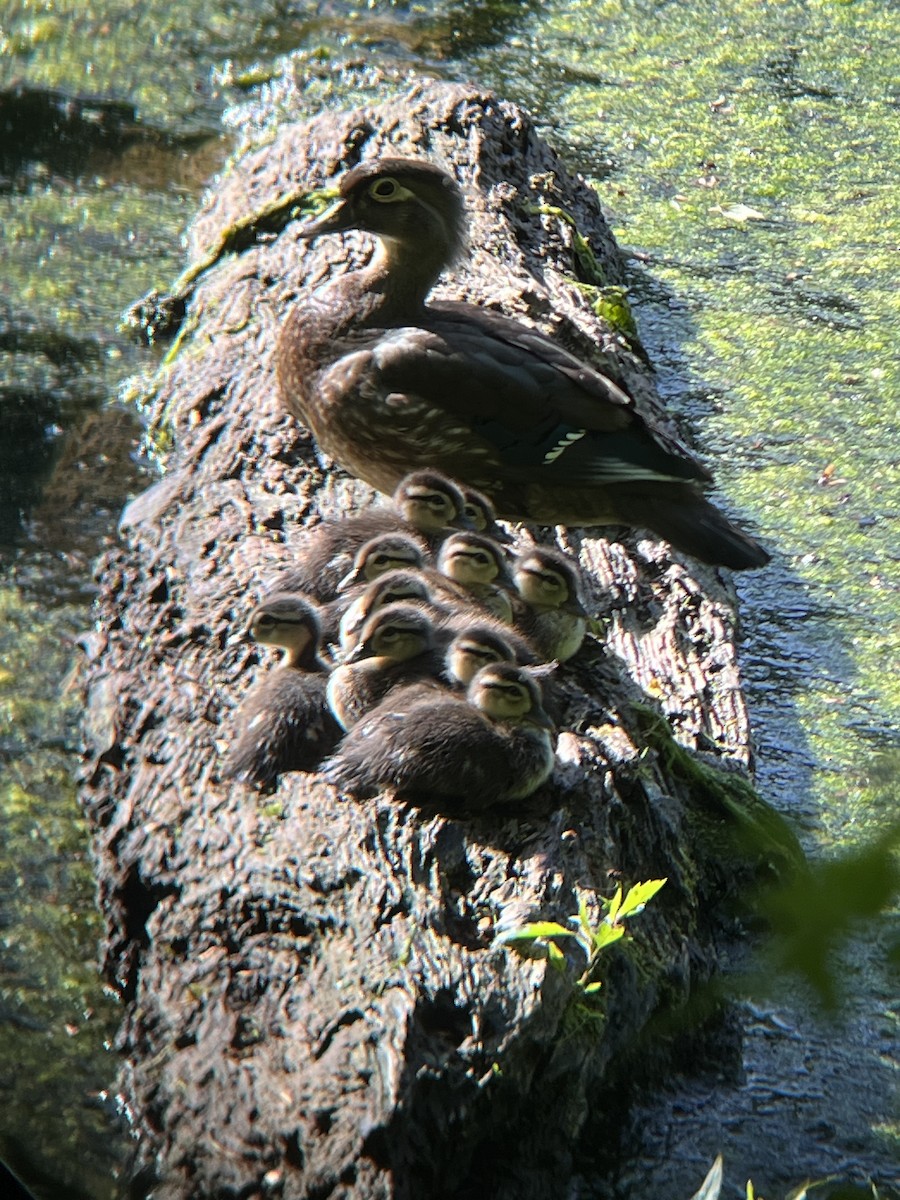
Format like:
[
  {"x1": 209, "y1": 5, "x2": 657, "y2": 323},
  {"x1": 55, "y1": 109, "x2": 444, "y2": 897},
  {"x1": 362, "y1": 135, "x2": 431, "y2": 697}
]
[{"x1": 370, "y1": 178, "x2": 399, "y2": 201}]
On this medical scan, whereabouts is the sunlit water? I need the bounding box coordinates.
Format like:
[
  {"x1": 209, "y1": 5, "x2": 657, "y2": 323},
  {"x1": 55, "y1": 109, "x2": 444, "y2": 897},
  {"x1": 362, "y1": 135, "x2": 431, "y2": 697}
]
[{"x1": 1, "y1": 0, "x2": 897, "y2": 1195}]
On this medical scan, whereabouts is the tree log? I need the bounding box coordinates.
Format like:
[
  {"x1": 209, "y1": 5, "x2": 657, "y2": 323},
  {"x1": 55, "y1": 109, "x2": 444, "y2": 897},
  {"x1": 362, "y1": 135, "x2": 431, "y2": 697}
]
[{"x1": 80, "y1": 76, "x2": 772, "y2": 1200}]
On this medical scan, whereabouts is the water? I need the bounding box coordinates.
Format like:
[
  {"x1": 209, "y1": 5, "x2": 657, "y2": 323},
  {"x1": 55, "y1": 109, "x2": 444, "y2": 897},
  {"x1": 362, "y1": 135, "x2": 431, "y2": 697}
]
[{"x1": 1, "y1": 0, "x2": 897, "y2": 1195}]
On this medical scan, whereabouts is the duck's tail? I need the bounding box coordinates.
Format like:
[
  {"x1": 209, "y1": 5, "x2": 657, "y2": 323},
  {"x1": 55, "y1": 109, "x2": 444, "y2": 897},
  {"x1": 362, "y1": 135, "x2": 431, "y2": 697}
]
[{"x1": 613, "y1": 482, "x2": 771, "y2": 571}]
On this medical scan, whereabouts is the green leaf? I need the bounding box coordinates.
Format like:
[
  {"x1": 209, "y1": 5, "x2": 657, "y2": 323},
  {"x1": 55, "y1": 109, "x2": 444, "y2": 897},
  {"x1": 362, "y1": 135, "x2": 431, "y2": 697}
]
[
  {"x1": 497, "y1": 921, "x2": 574, "y2": 944},
  {"x1": 618, "y1": 877, "x2": 667, "y2": 920},
  {"x1": 690, "y1": 1155, "x2": 724, "y2": 1200},
  {"x1": 547, "y1": 941, "x2": 567, "y2": 971},
  {"x1": 582, "y1": 981, "x2": 603, "y2": 994},
  {"x1": 592, "y1": 924, "x2": 625, "y2": 952},
  {"x1": 605, "y1": 885, "x2": 624, "y2": 925},
  {"x1": 577, "y1": 895, "x2": 593, "y2": 937}
]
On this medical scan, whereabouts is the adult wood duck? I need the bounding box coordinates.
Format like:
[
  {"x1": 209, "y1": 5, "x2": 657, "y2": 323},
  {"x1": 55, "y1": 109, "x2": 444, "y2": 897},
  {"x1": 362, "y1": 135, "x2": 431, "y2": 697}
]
[
  {"x1": 271, "y1": 469, "x2": 470, "y2": 603},
  {"x1": 323, "y1": 662, "x2": 556, "y2": 808},
  {"x1": 277, "y1": 157, "x2": 769, "y2": 570},
  {"x1": 512, "y1": 546, "x2": 589, "y2": 663},
  {"x1": 436, "y1": 530, "x2": 515, "y2": 623},
  {"x1": 326, "y1": 602, "x2": 445, "y2": 730},
  {"x1": 221, "y1": 593, "x2": 341, "y2": 788}
]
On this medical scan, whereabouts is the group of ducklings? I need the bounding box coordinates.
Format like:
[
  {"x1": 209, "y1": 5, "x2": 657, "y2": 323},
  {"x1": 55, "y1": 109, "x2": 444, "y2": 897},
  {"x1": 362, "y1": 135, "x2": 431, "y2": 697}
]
[{"x1": 221, "y1": 469, "x2": 590, "y2": 809}]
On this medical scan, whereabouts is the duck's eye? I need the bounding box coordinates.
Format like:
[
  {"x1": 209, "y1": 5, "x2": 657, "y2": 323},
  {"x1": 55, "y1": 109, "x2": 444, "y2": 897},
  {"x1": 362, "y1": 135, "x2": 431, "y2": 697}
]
[
  {"x1": 256, "y1": 614, "x2": 277, "y2": 628},
  {"x1": 474, "y1": 553, "x2": 491, "y2": 566},
  {"x1": 370, "y1": 178, "x2": 399, "y2": 201}
]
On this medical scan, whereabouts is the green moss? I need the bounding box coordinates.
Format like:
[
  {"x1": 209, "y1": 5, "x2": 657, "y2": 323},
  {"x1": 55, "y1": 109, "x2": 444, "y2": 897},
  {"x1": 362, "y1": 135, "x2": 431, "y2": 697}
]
[{"x1": 632, "y1": 703, "x2": 807, "y2": 878}]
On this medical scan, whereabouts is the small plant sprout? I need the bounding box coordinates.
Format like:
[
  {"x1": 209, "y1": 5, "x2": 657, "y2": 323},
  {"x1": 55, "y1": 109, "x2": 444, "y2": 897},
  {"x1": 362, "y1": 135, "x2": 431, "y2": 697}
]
[{"x1": 496, "y1": 878, "x2": 667, "y2": 995}]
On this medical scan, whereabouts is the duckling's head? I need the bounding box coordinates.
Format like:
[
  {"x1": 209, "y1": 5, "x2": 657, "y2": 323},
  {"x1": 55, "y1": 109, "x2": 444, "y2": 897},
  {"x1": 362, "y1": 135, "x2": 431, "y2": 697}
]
[
  {"x1": 348, "y1": 602, "x2": 438, "y2": 664},
  {"x1": 248, "y1": 592, "x2": 322, "y2": 659},
  {"x1": 460, "y1": 486, "x2": 514, "y2": 543},
  {"x1": 437, "y1": 531, "x2": 511, "y2": 588},
  {"x1": 300, "y1": 158, "x2": 468, "y2": 266},
  {"x1": 513, "y1": 547, "x2": 588, "y2": 615},
  {"x1": 338, "y1": 533, "x2": 426, "y2": 591},
  {"x1": 356, "y1": 569, "x2": 434, "y2": 614},
  {"x1": 445, "y1": 624, "x2": 517, "y2": 688},
  {"x1": 393, "y1": 469, "x2": 468, "y2": 534},
  {"x1": 467, "y1": 662, "x2": 554, "y2": 728}
]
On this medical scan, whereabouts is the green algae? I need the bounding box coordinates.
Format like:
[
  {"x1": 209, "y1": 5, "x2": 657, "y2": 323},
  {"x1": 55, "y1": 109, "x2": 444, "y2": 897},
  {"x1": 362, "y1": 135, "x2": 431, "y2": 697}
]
[
  {"x1": 0, "y1": 589, "x2": 124, "y2": 1200},
  {"x1": 467, "y1": 0, "x2": 900, "y2": 838}
]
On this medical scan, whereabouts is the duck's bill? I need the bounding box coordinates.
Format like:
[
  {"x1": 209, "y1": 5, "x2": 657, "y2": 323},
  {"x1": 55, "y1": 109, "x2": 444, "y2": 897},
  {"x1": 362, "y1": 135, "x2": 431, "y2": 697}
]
[{"x1": 299, "y1": 198, "x2": 352, "y2": 239}]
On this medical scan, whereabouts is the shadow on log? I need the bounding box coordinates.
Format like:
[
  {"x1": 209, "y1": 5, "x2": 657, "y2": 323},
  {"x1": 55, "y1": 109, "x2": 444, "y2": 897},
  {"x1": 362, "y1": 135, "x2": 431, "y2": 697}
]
[{"x1": 80, "y1": 75, "x2": 788, "y2": 1199}]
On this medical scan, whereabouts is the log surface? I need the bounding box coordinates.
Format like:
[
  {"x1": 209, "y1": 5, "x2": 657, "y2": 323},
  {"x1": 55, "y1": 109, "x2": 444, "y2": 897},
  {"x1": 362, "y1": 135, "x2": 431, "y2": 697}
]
[{"x1": 81, "y1": 77, "x2": 758, "y2": 1200}]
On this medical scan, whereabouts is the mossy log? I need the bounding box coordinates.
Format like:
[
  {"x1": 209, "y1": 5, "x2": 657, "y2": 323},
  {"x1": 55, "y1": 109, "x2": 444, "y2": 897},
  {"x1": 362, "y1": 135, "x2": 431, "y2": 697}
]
[{"x1": 80, "y1": 77, "x2": 771, "y2": 1200}]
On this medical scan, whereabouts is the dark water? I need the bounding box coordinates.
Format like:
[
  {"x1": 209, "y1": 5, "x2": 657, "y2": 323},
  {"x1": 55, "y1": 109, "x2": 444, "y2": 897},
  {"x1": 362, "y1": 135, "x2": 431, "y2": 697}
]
[{"x1": 1, "y1": 0, "x2": 897, "y2": 1196}]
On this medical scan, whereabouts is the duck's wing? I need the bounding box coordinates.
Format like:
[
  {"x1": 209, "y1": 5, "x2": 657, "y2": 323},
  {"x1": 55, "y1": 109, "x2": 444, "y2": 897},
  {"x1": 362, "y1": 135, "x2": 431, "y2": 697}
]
[{"x1": 322, "y1": 309, "x2": 709, "y2": 487}]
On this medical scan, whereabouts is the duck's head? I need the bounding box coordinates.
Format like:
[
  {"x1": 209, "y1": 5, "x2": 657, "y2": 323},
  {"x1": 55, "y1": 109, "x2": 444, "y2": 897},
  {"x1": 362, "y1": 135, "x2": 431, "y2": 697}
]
[
  {"x1": 300, "y1": 158, "x2": 468, "y2": 273},
  {"x1": 338, "y1": 533, "x2": 426, "y2": 591},
  {"x1": 437, "y1": 531, "x2": 512, "y2": 588},
  {"x1": 467, "y1": 662, "x2": 554, "y2": 729},
  {"x1": 248, "y1": 592, "x2": 322, "y2": 660},
  {"x1": 393, "y1": 469, "x2": 469, "y2": 534},
  {"x1": 445, "y1": 624, "x2": 517, "y2": 688},
  {"x1": 513, "y1": 547, "x2": 588, "y2": 616},
  {"x1": 345, "y1": 602, "x2": 438, "y2": 665}
]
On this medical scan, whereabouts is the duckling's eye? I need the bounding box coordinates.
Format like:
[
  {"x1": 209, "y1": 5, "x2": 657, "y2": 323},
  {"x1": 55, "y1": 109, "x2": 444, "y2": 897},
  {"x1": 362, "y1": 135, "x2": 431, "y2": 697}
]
[
  {"x1": 370, "y1": 178, "x2": 399, "y2": 201},
  {"x1": 474, "y1": 553, "x2": 491, "y2": 566},
  {"x1": 256, "y1": 614, "x2": 277, "y2": 628},
  {"x1": 372, "y1": 553, "x2": 391, "y2": 566}
]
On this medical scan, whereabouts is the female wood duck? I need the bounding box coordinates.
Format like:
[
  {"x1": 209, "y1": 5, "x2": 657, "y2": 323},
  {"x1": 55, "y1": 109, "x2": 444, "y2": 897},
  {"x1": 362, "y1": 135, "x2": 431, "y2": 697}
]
[
  {"x1": 277, "y1": 157, "x2": 769, "y2": 570},
  {"x1": 512, "y1": 546, "x2": 589, "y2": 662},
  {"x1": 221, "y1": 593, "x2": 341, "y2": 788},
  {"x1": 326, "y1": 602, "x2": 445, "y2": 729},
  {"x1": 436, "y1": 531, "x2": 515, "y2": 623},
  {"x1": 323, "y1": 662, "x2": 556, "y2": 808},
  {"x1": 272, "y1": 470, "x2": 463, "y2": 602}
]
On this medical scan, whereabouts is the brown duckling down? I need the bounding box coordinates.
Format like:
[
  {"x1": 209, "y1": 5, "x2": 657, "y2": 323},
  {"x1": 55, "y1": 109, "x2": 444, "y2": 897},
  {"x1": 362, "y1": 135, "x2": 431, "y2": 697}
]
[
  {"x1": 223, "y1": 470, "x2": 603, "y2": 802},
  {"x1": 221, "y1": 593, "x2": 341, "y2": 789},
  {"x1": 323, "y1": 662, "x2": 556, "y2": 809}
]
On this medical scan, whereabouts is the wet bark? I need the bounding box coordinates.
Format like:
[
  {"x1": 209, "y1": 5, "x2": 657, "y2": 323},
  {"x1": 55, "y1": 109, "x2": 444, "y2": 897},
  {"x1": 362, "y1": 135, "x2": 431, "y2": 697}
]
[{"x1": 80, "y1": 76, "x2": 767, "y2": 1200}]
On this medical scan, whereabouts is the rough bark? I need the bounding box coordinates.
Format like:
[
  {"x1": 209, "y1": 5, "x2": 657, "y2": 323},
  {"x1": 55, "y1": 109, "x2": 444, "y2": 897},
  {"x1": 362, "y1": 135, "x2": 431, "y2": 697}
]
[{"x1": 80, "y1": 77, "x2": 767, "y2": 1200}]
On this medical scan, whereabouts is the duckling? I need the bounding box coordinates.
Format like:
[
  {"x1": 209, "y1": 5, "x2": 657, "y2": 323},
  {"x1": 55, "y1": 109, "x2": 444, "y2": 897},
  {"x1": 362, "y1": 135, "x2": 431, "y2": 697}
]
[
  {"x1": 323, "y1": 662, "x2": 556, "y2": 809},
  {"x1": 326, "y1": 602, "x2": 445, "y2": 730},
  {"x1": 336, "y1": 532, "x2": 428, "y2": 592},
  {"x1": 461, "y1": 485, "x2": 514, "y2": 545},
  {"x1": 277, "y1": 156, "x2": 769, "y2": 569},
  {"x1": 336, "y1": 568, "x2": 448, "y2": 652},
  {"x1": 272, "y1": 470, "x2": 460, "y2": 601},
  {"x1": 512, "y1": 546, "x2": 590, "y2": 662},
  {"x1": 436, "y1": 531, "x2": 516, "y2": 623},
  {"x1": 221, "y1": 593, "x2": 341, "y2": 788},
  {"x1": 442, "y1": 623, "x2": 520, "y2": 688}
]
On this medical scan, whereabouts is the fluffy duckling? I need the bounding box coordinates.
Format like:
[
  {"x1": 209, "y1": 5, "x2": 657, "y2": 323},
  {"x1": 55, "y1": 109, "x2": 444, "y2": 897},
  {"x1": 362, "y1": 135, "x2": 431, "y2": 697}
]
[
  {"x1": 461, "y1": 485, "x2": 514, "y2": 545},
  {"x1": 336, "y1": 568, "x2": 448, "y2": 653},
  {"x1": 221, "y1": 593, "x2": 341, "y2": 788},
  {"x1": 336, "y1": 532, "x2": 428, "y2": 592},
  {"x1": 323, "y1": 662, "x2": 556, "y2": 808},
  {"x1": 271, "y1": 470, "x2": 459, "y2": 602},
  {"x1": 436, "y1": 531, "x2": 515, "y2": 623},
  {"x1": 326, "y1": 602, "x2": 445, "y2": 730},
  {"x1": 512, "y1": 546, "x2": 590, "y2": 662}
]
